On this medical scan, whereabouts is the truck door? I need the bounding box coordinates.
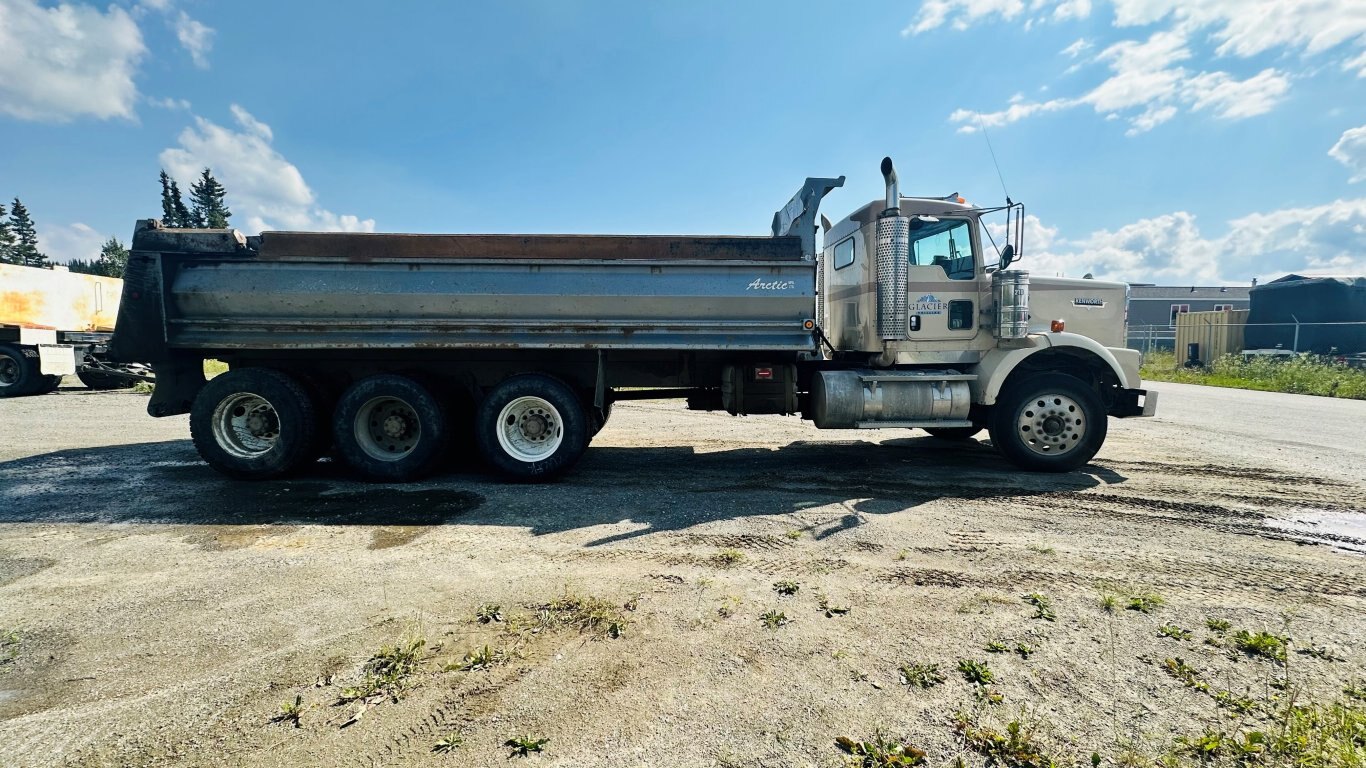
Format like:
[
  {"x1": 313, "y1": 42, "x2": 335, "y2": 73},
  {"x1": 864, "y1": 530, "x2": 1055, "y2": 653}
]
[{"x1": 904, "y1": 217, "x2": 982, "y2": 342}]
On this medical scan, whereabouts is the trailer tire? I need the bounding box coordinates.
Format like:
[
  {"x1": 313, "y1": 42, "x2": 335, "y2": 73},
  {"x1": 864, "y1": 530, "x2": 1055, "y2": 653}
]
[
  {"x1": 476, "y1": 374, "x2": 588, "y2": 481},
  {"x1": 988, "y1": 372, "x2": 1107, "y2": 472},
  {"x1": 0, "y1": 345, "x2": 39, "y2": 398},
  {"x1": 190, "y1": 368, "x2": 319, "y2": 480},
  {"x1": 333, "y1": 374, "x2": 448, "y2": 482},
  {"x1": 37, "y1": 375, "x2": 63, "y2": 394},
  {"x1": 924, "y1": 426, "x2": 981, "y2": 440}
]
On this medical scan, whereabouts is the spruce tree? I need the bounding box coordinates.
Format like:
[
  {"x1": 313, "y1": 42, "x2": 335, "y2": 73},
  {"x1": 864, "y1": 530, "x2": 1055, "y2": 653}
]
[
  {"x1": 67, "y1": 258, "x2": 99, "y2": 276},
  {"x1": 170, "y1": 180, "x2": 193, "y2": 228},
  {"x1": 9, "y1": 198, "x2": 49, "y2": 268},
  {"x1": 96, "y1": 237, "x2": 129, "y2": 278},
  {"x1": 160, "y1": 170, "x2": 177, "y2": 225},
  {"x1": 0, "y1": 201, "x2": 17, "y2": 265},
  {"x1": 189, "y1": 168, "x2": 231, "y2": 228}
]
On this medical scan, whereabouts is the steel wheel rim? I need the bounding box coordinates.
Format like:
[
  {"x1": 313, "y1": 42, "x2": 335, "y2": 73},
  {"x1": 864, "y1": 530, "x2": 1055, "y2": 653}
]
[
  {"x1": 212, "y1": 392, "x2": 281, "y2": 458},
  {"x1": 0, "y1": 356, "x2": 18, "y2": 387},
  {"x1": 496, "y1": 396, "x2": 563, "y2": 462},
  {"x1": 1016, "y1": 393, "x2": 1085, "y2": 456},
  {"x1": 354, "y1": 396, "x2": 422, "y2": 462}
]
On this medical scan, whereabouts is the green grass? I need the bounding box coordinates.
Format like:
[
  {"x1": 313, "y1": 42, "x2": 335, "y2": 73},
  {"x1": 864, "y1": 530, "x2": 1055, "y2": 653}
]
[
  {"x1": 958, "y1": 659, "x2": 994, "y2": 685},
  {"x1": 1234, "y1": 630, "x2": 1288, "y2": 663},
  {"x1": 1142, "y1": 350, "x2": 1366, "y2": 400},
  {"x1": 835, "y1": 733, "x2": 927, "y2": 767},
  {"x1": 339, "y1": 637, "x2": 425, "y2": 704},
  {"x1": 899, "y1": 663, "x2": 946, "y2": 689}
]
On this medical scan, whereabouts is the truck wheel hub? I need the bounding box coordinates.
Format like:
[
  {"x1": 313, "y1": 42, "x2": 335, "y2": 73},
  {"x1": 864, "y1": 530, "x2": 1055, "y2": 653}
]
[
  {"x1": 520, "y1": 412, "x2": 551, "y2": 440},
  {"x1": 355, "y1": 397, "x2": 422, "y2": 460},
  {"x1": 498, "y1": 396, "x2": 564, "y2": 460},
  {"x1": 382, "y1": 414, "x2": 409, "y2": 438},
  {"x1": 1017, "y1": 394, "x2": 1084, "y2": 455},
  {"x1": 213, "y1": 393, "x2": 281, "y2": 458},
  {"x1": 0, "y1": 358, "x2": 17, "y2": 386}
]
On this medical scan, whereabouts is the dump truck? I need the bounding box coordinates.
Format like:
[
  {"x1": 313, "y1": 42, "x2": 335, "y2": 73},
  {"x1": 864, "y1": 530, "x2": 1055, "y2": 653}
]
[
  {"x1": 110, "y1": 157, "x2": 1156, "y2": 482},
  {"x1": 0, "y1": 263, "x2": 147, "y2": 397}
]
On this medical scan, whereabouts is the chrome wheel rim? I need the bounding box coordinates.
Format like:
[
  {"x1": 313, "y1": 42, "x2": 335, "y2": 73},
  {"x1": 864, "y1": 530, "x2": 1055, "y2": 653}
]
[
  {"x1": 212, "y1": 392, "x2": 281, "y2": 458},
  {"x1": 354, "y1": 396, "x2": 422, "y2": 462},
  {"x1": 0, "y1": 356, "x2": 18, "y2": 387},
  {"x1": 1016, "y1": 393, "x2": 1085, "y2": 456},
  {"x1": 496, "y1": 396, "x2": 563, "y2": 462}
]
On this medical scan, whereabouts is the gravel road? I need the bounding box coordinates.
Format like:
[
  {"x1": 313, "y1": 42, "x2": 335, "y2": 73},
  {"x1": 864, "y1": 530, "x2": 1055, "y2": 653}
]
[{"x1": 1, "y1": 380, "x2": 1363, "y2": 768}]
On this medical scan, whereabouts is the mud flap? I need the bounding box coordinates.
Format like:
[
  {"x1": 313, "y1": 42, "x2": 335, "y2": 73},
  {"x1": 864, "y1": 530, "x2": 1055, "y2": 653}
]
[{"x1": 148, "y1": 359, "x2": 207, "y2": 417}]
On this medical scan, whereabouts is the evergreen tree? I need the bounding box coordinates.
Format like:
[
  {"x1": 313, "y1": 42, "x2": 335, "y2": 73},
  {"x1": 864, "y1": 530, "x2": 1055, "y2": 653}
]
[
  {"x1": 159, "y1": 170, "x2": 177, "y2": 225},
  {"x1": 95, "y1": 237, "x2": 129, "y2": 278},
  {"x1": 170, "y1": 179, "x2": 192, "y2": 228},
  {"x1": 9, "y1": 198, "x2": 49, "y2": 268},
  {"x1": 67, "y1": 258, "x2": 100, "y2": 276},
  {"x1": 189, "y1": 168, "x2": 231, "y2": 228},
  {"x1": 0, "y1": 201, "x2": 17, "y2": 265}
]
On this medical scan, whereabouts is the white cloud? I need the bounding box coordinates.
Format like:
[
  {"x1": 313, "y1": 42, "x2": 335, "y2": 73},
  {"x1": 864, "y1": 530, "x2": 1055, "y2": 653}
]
[
  {"x1": 160, "y1": 105, "x2": 375, "y2": 234},
  {"x1": 1181, "y1": 68, "x2": 1290, "y2": 119},
  {"x1": 0, "y1": 0, "x2": 145, "y2": 121},
  {"x1": 1060, "y1": 37, "x2": 1092, "y2": 57},
  {"x1": 1346, "y1": 49, "x2": 1366, "y2": 78},
  {"x1": 173, "y1": 10, "x2": 213, "y2": 68},
  {"x1": 1009, "y1": 199, "x2": 1366, "y2": 284},
  {"x1": 903, "y1": 0, "x2": 1026, "y2": 35},
  {"x1": 1052, "y1": 0, "x2": 1091, "y2": 21},
  {"x1": 1329, "y1": 124, "x2": 1366, "y2": 183},
  {"x1": 38, "y1": 222, "x2": 107, "y2": 265},
  {"x1": 148, "y1": 96, "x2": 192, "y2": 111}
]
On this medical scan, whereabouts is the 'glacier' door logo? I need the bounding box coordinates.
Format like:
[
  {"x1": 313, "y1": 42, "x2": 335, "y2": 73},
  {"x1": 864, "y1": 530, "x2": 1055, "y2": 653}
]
[{"x1": 911, "y1": 294, "x2": 947, "y2": 315}]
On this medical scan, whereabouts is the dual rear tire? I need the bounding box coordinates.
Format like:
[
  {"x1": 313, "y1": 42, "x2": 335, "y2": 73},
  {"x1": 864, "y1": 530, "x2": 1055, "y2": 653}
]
[{"x1": 190, "y1": 368, "x2": 589, "y2": 482}]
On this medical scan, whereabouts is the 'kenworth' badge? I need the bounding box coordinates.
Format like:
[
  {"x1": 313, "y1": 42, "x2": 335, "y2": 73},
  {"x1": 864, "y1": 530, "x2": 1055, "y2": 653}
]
[{"x1": 1073, "y1": 297, "x2": 1105, "y2": 307}]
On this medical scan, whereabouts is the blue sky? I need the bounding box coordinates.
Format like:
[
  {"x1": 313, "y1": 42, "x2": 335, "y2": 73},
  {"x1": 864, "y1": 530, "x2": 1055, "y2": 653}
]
[{"x1": 2, "y1": 0, "x2": 1365, "y2": 285}]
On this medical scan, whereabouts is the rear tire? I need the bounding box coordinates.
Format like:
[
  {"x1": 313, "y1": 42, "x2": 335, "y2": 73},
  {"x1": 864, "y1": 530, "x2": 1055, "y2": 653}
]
[
  {"x1": 0, "y1": 345, "x2": 38, "y2": 398},
  {"x1": 36, "y1": 375, "x2": 63, "y2": 394},
  {"x1": 924, "y1": 426, "x2": 981, "y2": 440},
  {"x1": 78, "y1": 367, "x2": 141, "y2": 390},
  {"x1": 988, "y1": 372, "x2": 1107, "y2": 472},
  {"x1": 476, "y1": 374, "x2": 588, "y2": 481},
  {"x1": 332, "y1": 374, "x2": 448, "y2": 482},
  {"x1": 190, "y1": 368, "x2": 319, "y2": 480}
]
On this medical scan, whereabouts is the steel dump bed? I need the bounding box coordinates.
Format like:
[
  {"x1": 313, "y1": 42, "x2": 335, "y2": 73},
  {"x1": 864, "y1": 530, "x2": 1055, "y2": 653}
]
[{"x1": 112, "y1": 223, "x2": 817, "y2": 360}]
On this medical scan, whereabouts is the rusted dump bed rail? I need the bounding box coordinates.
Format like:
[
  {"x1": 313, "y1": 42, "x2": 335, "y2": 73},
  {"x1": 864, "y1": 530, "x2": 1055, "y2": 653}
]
[{"x1": 114, "y1": 222, "x2": 817, "y2": 357}]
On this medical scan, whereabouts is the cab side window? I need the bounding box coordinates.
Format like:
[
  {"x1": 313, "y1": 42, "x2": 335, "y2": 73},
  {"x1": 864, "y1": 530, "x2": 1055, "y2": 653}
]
[
  {"x1": 833, "y1": 237, "x2": 855, "y2": 270},
  {"x1": 909, "y1": 219, "x2": 975, "y2": 280}
]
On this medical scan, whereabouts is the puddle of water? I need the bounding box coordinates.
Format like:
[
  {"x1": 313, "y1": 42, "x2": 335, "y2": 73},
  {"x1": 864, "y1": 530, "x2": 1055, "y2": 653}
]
[{"x1": 1264, "y1": 508, "x2": 1366, "y2": 553}]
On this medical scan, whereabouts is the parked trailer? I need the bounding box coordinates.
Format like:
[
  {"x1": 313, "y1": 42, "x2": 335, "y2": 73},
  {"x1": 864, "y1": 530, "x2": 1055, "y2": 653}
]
[
  {"x1": 0, "y1": 263, "x2": 148, "y2": 397},
  {"x1": 111, "y1": 158, "x2": 1155, "y2": 481}
]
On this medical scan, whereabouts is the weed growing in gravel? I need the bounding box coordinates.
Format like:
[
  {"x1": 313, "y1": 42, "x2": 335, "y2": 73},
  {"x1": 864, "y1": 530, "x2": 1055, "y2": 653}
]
[
  {"x1": 773, "y1": 580, "x2": 800, "y2": 596},
  {"x1": 1023, "y1": 593, "x2": 1056, "y2": 621},
  {"x1": 1234, "y1": 630, "x2": 1287, "y2": 663},
  {"x1": 0, "y1": 630, "x2": 17, "y2": 669},
  {"x1": 504, "y1": 735, "x2": 549, "y2": 757},
  {"x1": 974, "y1": 687, "x2": 1005, "y2": 706},
  {"x1": 340, "y1": 637, "x2": 425, "y2": 703},
  {"x1": 1098, "y1": 590, "x2": 1119, "y2": 612},
  {"x1": 786, "y1": 529, "x2": 804, "y2": 540},
  {"x1": 835, "y1": 732, "x2": 927, "y2": 767},
  {"x1": 1126, "y1": 591, "x2": 1164, "y2": 614},
  {"x1": 815, "y1": 592, "x2": 851, "y2": 617},
  {"x1": 1162, "y1": 658, "x2": 1209, "y2": 692},
  {"x1": 1159, "y1": 625, "x2": 1193, "y2": 641},
  {"x1": 1014, "y1": 643, "x2": 1035, "y2": 659},
  {"x1": 899, "y1": 663, "x2": 946, "y2": 689},
  {"x1": 717, "y1": 595, "x2": 742, "y2": 618},
  {"x1": 455, "y1": 645, "x2": 510, "y2": 671},
  {"x1": 958, "y1": 659, "x2": 994, "y2": 685},
  {"x1": 956, "y1": 716, "x2": 1056, "y2": 768},
  {"x1": 713, "y1": 548, "x2": 746, "y2": 567},
  {"x1": 896, "y1": 549, "x2": 910, "y2": 561},
  {"x1": 1206, "y1": 618, "x2": 1232, "y2": 632},
  {"x1": 1028, "y1": 546, "x2": 1056, "y2": 555},
  {"x1": 474, "y1": 603, "x2": 503, "y2": 624},
  {"x1": 539, "y1": 590, "x2": 628, "y2": 639},
  {"x1": 760, "y1": 609, "x2": 790, "y2": 629},
  {"x1": 1344, "y1": 682, "x2": 1366, "y2": 702},
  {"x1": 1212, "y1": 690, "x2": 1257, "y2": 715},
  {"x1": 985, "y1": 640, "x2": 1009, "y2": 653},
  {"x1": 270, "y1": 695, "x2": 303, "y2": 727},
  {"x1": 431, "y1": 732, "x2": 464, "y2": 753},
  {"x1": 1166, "y1": 697, "x2": 1366, "y2": 767}
]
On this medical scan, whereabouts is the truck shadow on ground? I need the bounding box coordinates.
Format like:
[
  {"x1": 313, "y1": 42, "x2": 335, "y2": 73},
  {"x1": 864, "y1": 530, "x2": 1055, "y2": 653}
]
[{"x1": 0, "y1": 436, "x2": 1125, "y2": 542}]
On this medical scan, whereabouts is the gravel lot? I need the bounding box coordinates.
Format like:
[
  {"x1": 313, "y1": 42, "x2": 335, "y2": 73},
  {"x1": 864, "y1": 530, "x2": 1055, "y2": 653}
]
[{"x1": 1, "y1": 380, "x2": 1364, "y2": 768}]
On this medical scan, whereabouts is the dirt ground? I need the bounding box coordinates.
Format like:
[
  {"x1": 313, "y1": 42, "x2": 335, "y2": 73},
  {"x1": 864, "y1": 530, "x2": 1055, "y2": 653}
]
[{"x1": 1, "y1": 381, "x2": 1364, "y2": 768}]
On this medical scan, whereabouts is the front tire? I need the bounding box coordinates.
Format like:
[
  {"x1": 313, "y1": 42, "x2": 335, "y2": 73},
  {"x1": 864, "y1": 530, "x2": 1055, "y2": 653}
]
[
  {"x1": 988, "y1": 373, "x2": 1107, "y2": 472},
  {"x1": 476, "y1": 374, "x2": 588, "y2": 481},
  {"x1": 332, "y1": 374, "x2": 448, "y2": 482},
  {"x1": 190, "y1": 368, "x2": 319, "y2": 480}
]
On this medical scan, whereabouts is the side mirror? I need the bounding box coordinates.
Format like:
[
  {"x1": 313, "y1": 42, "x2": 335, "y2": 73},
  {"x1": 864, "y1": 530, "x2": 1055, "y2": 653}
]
[{"x1": 998, "y1": 243, "x2": 1016, "y2": 271}]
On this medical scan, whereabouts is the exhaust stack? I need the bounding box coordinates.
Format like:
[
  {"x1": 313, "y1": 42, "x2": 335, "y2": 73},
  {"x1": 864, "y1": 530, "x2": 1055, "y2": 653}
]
[
  {"x1": 880, "y1": 156, "x2": 899, "y2": 214},
  {"x1": 875, "y1": 157, "x2": 909, "y2": 341}
]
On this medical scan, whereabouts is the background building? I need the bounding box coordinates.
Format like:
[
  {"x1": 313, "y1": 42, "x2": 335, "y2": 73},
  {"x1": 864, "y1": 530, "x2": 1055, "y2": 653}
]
[{"x1": 1126, "y1": 284, "x2": 1252, "y2": 351}]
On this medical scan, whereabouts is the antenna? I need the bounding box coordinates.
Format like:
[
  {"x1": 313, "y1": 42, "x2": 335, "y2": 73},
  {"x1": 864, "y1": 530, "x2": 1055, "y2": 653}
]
[{"x1": 976, "y1": 115, "x2": 1010, "y2": 200}]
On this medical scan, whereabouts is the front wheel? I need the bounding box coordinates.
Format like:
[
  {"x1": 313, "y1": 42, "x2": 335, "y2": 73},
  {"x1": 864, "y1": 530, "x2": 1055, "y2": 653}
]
[
  {"x1": 0, "y1": 345, "x2": 38, "y2": 398},
  {"x1": 476, "y1": 374, "x2": 588, "y2": 481},
  {"x1": 988, "y1": 373, "x2": 1107, "y2": 472},
  {"x1": 189, "y1": 368, "x2": 320, "y2": 480}
]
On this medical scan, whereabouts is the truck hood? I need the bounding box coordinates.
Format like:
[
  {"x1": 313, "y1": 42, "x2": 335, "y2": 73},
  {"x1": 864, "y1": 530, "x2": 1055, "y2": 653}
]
[{"x1": 1028, "y1": 275, "x2": 1127, "y2": 348}]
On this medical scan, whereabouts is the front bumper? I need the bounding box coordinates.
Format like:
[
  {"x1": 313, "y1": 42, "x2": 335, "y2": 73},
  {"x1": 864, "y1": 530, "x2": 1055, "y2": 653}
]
[{"x1": 1111, "y1": 387, "x2": 1157, "y2": 418}]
